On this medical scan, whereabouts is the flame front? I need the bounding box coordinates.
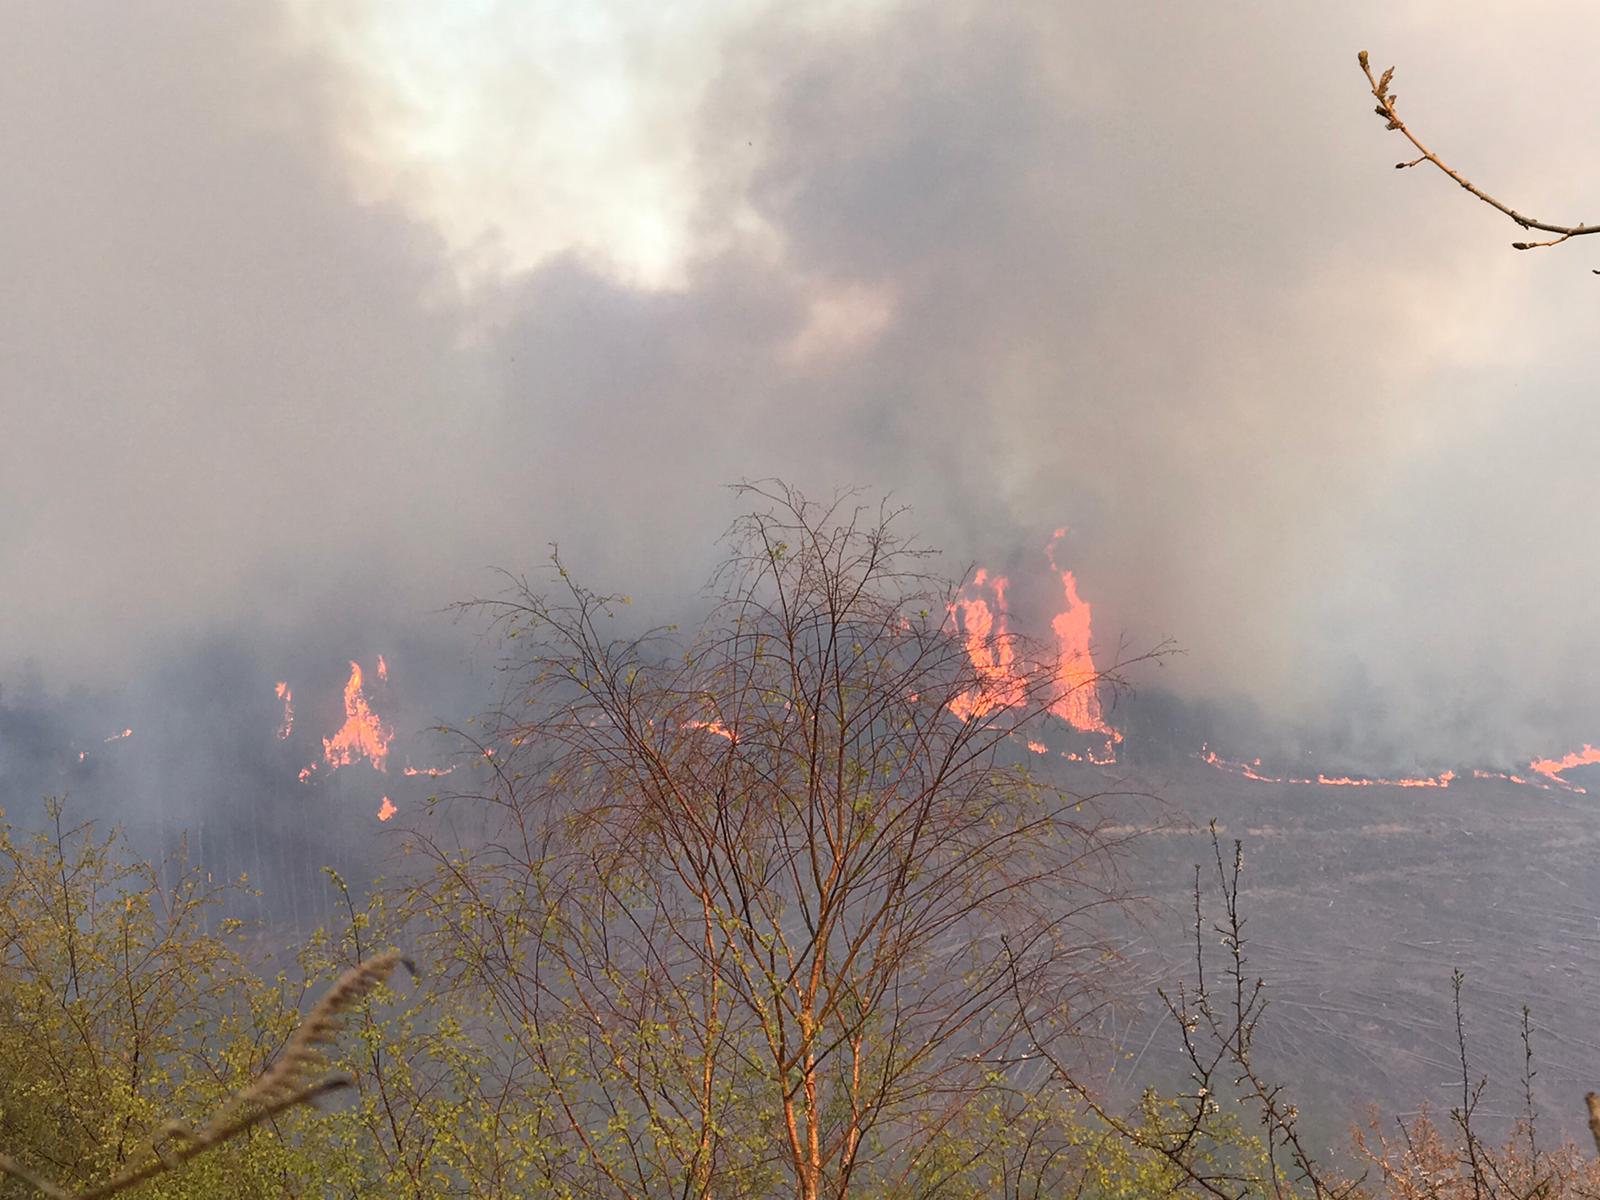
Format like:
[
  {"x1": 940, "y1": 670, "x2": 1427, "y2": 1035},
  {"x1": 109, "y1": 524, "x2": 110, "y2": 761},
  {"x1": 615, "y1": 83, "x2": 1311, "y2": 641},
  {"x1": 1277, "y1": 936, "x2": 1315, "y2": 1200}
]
[
  {"x1": 1528, "y1": 743, "x2": 1600, "y2": 791},
  {"x1": 321, "y1": 661, "x2": 394, "y2": 772},
  {"x1": 1199, "y1": 746, "x2": 1455, "y2": 789},
  {"x1": 377, "y1": 795, "x2": 397, "y2": 821}
]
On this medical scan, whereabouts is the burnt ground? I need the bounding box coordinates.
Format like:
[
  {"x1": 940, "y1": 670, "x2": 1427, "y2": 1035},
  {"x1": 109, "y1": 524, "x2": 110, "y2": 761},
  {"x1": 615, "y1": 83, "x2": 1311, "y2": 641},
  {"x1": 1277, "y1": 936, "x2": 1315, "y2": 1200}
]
[{"x1": 1073, "y1": 756, "x2": 1600, "y2": 1154}]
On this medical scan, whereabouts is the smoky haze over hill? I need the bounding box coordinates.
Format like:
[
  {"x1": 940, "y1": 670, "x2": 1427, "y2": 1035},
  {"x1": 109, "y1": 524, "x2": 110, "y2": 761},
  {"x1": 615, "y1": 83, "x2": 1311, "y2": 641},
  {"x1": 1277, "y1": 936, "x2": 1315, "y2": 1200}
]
[{"x1": 6, "y1": 0, "x2": 1600, "y2": 778}]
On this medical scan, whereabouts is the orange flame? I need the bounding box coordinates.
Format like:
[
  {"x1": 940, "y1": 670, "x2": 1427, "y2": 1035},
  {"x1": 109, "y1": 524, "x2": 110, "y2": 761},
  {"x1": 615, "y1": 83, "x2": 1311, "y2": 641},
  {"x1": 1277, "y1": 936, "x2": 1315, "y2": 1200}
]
[
  {"x1": 1472, "y1": 767, "x2": 1551, "y2": 791},
  {"x1": 1198, "y1": 745, "x2": 1455, "y2": 789},
  {"x1": 275, "y1": 681, "x2": 294, "y2": 739},
  {"x1": 949, "y1": 571, "x2": 1026, "y2": 722},
  {"x1": 948, "y1": 536, "x2": 1118, "y2": 754},
  {"x1": 1045, "y1": 531, "x2": 1118, "y2": 741},
  {"x1": 103, "y1": 728, "x2": 132, "y2": 743},
  {"x1": 320, "y1": 661, "x2": 393, "y2": 772},
  {"x1": 377, "y1": 655, "x2": 388, "y2": 682},
  {"x1": 403, "y1": 763, "x2": 455, "y2": 777},
  {"x1": 377, "y1": 795, "x2": 397, "y2": 822},
  {"x1": 1528, "y1": 744, "x2": 1600, "y2": 792}
]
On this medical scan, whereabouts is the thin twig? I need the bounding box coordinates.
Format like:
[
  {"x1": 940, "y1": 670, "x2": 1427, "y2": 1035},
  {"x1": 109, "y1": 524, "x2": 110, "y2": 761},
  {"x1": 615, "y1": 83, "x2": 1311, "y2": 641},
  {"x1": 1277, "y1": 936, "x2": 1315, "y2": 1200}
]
[{"x1": 1358, "y1": 50, "x2": 1600, "y2": 262}]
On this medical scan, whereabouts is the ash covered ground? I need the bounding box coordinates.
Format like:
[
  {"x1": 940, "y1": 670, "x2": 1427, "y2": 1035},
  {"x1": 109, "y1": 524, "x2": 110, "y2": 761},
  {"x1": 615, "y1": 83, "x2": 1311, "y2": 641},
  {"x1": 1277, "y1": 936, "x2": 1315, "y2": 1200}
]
[{"x1": 1080, "y1": 754, "x2": 1600, "y2": 1150}]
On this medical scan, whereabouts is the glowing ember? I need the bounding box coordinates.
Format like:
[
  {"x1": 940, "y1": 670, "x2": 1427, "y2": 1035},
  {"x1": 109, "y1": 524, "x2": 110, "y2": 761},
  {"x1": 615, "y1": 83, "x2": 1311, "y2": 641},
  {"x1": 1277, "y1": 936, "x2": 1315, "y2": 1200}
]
[
  {"x1": 377, "y1": 795, "x2": 397, "y2": 822},
  {"x1": 103, "y1": 728, "x2": 132, "y2": 742},
  {"x1": 298, "y1": 764, "x2": 316, "y2": 784},
  {"x1": 682, "y1": 718, "x2": 735, "y2": 742},
  {"x1": 403, "y1": 763, "x2": 455, "y2": 777},
  {"x1": 275, "y1": 681, "x2": 294, "y2": 739},
  {"x1": 377, "y1": 655, "x2": 388, "y2": 682},
  {"x1": 1026, "y1": 740, "x2": 1048, "y2": 754},
  {"x1": 1528, "y1": 744, "x2": 1600, "y2": 792},
  {"x1": 77, "y1": 751, "x2": 86, "y2": 763},
  {"x1": 320, "y1": 661, "x2": 394, "y2": 772}
]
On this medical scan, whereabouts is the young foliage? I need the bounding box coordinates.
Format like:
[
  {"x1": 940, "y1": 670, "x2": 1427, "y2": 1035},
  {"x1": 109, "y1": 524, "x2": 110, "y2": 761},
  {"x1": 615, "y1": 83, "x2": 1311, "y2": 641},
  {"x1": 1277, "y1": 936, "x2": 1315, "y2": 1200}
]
[{"x1": 406, "y1": 483, "x2": 1150, "y2": 1199}]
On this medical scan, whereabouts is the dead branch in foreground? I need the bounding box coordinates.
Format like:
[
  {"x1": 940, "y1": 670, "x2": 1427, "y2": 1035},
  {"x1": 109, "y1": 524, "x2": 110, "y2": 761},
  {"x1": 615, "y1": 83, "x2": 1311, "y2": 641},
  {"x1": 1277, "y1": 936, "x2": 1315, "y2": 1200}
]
[
  {"x1": 1359, "y1": 50, "x2": 1600, "y2": 265},
  {"x1": 0, "y1": 951, "x2": 413, "y2": 1200}
]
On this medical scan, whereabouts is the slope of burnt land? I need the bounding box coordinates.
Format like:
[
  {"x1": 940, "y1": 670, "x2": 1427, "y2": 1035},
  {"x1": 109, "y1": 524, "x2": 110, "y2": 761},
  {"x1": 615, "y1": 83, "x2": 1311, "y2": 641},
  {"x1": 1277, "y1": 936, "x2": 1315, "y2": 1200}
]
[{"x1": 1077, "y1": 757, "x2": 1600, "y2": 1149}]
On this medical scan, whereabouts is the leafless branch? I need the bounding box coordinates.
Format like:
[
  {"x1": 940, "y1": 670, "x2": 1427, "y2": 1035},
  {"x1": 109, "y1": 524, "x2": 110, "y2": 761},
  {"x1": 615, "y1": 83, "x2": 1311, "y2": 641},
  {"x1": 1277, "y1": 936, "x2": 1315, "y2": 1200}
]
[{"x1": 1358, "y1": 50, "x2": 1600, "y2": 265}]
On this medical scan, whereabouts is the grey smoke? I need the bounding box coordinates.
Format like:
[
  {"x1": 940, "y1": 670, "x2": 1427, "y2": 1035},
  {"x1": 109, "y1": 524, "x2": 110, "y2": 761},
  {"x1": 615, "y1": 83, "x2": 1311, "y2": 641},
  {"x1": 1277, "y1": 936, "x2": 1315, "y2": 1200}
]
[{"x1": 4, "y1": 0, "x2": 1600, "y2": 782}]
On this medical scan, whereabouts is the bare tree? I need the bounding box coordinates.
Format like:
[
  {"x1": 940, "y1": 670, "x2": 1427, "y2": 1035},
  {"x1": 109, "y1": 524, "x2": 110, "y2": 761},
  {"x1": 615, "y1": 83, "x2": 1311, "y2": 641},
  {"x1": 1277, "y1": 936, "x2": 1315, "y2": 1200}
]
[
  {"x1": 404, "y1": 483, "x2": 1150, "y2": 1199},
  {"x1": 1358, "y1": 51, "x2": 1600, "y2": 264}
]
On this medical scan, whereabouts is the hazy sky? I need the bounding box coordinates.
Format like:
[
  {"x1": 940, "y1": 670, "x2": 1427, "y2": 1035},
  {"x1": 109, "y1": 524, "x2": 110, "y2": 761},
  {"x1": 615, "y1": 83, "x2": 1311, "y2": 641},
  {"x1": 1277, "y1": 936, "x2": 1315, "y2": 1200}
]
[{"x1": 5, "y1": 1, "x2": 1600, "y2": 766}]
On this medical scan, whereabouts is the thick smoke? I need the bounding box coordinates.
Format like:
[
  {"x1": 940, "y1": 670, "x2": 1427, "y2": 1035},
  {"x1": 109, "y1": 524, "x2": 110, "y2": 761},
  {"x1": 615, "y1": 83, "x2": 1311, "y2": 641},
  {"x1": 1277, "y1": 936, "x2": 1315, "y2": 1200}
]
[{"x1": 5, "y1": 0, "x2": 1600, "y2": 788}]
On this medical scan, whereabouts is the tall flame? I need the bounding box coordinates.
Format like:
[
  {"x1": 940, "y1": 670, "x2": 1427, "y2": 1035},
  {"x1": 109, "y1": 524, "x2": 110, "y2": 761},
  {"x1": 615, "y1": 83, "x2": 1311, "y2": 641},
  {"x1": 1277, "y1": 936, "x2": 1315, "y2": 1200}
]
[
  {"x1": 377, "y1": 795, "x2": 397, "y2": 821},
  {"x1": 949, "y1": 571, "x2": 1026, "y2": 722},
  {"x1": 948, "y1": 535, "x2": 1117, "y2": 752},
  {"x1": 275, "y1": 681, "x2": 294, "y2": 739},
  {"x1": 1045, "y1": 530, "x2": 1118, "y2": 740},
  {"x1": 321, "y1": 661, "x2": 394, "y2": 772}
]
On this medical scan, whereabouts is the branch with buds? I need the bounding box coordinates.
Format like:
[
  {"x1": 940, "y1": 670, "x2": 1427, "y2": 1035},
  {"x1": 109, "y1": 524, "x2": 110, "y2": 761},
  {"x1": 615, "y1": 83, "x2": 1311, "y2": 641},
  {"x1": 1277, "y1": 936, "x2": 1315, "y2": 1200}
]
[{"x1": 1359, "y1": 50, "x2": 1600, "y2": 266}]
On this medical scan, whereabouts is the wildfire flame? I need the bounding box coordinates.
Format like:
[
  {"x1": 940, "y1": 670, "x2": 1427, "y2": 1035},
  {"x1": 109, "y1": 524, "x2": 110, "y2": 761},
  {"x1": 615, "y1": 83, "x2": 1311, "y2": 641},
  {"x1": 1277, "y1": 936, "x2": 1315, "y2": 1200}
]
[
  {"x1": 377, "y1": 655, "x2": 388, "y2": 682},
  {"x1": 320, "y1": 661, "x2": 393, "y2": 772},
  {"x1": 103, "y1": 728, "x2": 132, "y2": 742},
  {"x1": 275, "y1": 681, "x2": 293, "y2": 739},
  {"x1": 403, "y1": 763, "x2": 455, "y2": 777},
  {"x1": 1472, "y1": 768, "x2": 1552, "y2": 791},
  {"x1": 1046, "y1": 530, "x2": 1119, "y2": 741},
  {"x1": 948, "y1": 534, "x2": 1118, "y2": 754},
  {"x1": 1198, "y1": 746, "x2": 1455, "y2": 789},
  {"x1": 1528, "y1": 744, "x2": 1600, "y2": 792},
  {"x1": 377, "y1": 795, "x2": 397, "y2": 822},
  {"x1": 949, "y1": 571, "x2": 1026, "y2": 723}
]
